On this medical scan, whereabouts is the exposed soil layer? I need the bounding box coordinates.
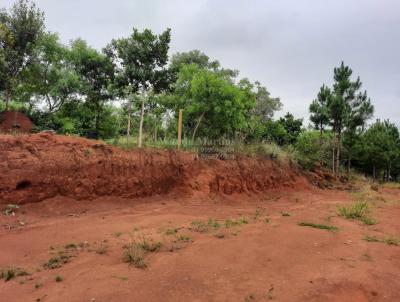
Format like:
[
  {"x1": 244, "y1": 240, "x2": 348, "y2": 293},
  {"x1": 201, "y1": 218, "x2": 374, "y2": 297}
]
[
  {"x1": 0, "y1": 134, "x2": 399, "y2": 302},
  {"x1": 0, "y1": 133, "x2": 308, "y2": 206}
]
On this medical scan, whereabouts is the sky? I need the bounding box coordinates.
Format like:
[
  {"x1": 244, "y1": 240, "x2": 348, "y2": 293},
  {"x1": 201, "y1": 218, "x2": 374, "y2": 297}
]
[{"x1": 3, "y1": 0, "x2": 400, "y2": 126}]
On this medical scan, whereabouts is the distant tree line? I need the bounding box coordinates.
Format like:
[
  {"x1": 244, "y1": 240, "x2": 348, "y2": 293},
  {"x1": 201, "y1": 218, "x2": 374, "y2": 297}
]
[{"x1": 1, "y1": 0, "x2": 399, "y2": 181}]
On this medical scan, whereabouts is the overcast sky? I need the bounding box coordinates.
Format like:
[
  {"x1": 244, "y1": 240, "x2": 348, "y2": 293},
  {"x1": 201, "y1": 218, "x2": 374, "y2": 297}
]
[{"x1": 4, "y1": 0, "x2": 400, "y2": 126}]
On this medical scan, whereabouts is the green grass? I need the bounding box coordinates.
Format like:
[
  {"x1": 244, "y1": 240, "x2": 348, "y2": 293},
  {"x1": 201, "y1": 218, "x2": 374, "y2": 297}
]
[
  {"x1": 0, "y1": 267, "x2": 29, "y2": 282},
  {"x1": 338, "y1": 201, "x2": 377, "y2": 225},
  {"x1": 190, "y1": 220, "x2": 209, "y2": 233},
  {"x1": 298, "y1": 222, "x2": 339, "y2": 231},
  {"x1": 43, "y1": 252, "x2": 72, "y2": 269},
  {"x1": 164, "y1": 228, "x2": 179, "y2": 236},
  {"x1": 363, "y1": 235, "x2": 399, "y2": 246},
  {"x1": 224, "y1": 217, "x2": 248, "y2": 228},
  {"x1": 338, "y1": 201, "x2": 369, "y2": 219},
  {"x1": 123, "y1": 244, "x2": 146, "y2": 268},
  {"x1": 122, "y1": 235, "x2": 161, "y2": 268},
  {"x1": 177, "y1": 235, "x2": 191, "y2": 242}
]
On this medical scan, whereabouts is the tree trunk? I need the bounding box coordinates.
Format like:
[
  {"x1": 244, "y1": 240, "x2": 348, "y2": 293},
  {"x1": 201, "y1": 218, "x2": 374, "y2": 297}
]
[
  {"x1": 4, "y1": 90, "x2": 10, "y2": 110},
  {"x1": 373, "y1": 164, "x2": 376, "y2": 181},
  {"x1": 332, "y1": 134, "x2": 336, "y2": 175},
  {"x1": 126, "y1": 99, "x2": 132, "y2": 145},
  {"x1": 153, "y1": 123, "x2": 157, "y2": 142},
  {"x1": 138, "y1": 95, "x2": 145, "y2": 148},
  {"x1": 191, "y1": 111, "x2": 205, "y2": 142},
  {"x1": 347, "y1": 148, "x2": 352, "y2": 179},
  {"x1": 319, "y1": 127, "x2": 324, "y2": 167},
  {"x1": 335, "y1": 132, "x2": 341, "y2": 178}
]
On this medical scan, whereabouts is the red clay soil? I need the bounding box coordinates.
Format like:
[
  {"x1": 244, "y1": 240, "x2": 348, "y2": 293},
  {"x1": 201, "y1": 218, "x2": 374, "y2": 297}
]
[
  {"x1": 0, "y1": 111, "x2": 34, "y2": 134},
  {"x1": 0, "y1": 134, "x2": 399, "y2": 302},
  {"x1": 0, "y1": 133, "x2": 308, "y2": 206}
]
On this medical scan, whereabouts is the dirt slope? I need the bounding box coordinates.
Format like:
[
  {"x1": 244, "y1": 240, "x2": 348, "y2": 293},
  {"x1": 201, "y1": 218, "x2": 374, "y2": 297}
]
[{"x1": 0, "y1": 133, "x2": 308, "y2": 205}]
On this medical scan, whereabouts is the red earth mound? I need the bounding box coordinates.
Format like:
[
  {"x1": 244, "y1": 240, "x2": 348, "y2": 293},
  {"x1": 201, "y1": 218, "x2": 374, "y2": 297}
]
[
  {"x1": 0, "y1": 110, "x2": 34, "y2": 133},
  {"x1": 0, "y1": 133, "x2": 309, "y2": 205}
]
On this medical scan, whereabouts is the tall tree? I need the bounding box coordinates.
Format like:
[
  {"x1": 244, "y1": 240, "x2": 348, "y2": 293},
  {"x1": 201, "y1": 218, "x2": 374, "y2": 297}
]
[
  {"x1": 252, "y1": 81, "x2": 282, "y2": 122},
  {"x1": 343, "y1": 90, "x2": 374, "y2": 177},
  {"x1": 19, "y1": 32, "x2": 80, "y2": 115},
  {"x1": 105, "y1": 28, "x2": 171, "y2": 147},
  {"x1": 327, "y1": 62, "x2": 372, "y2": 178},
  {"x1": 309, "y1": 84, "x2": 331, "y2": 167},
  {"x1": 69, "y1": 39, "x2": 114, "y2": 135},
  {"x1": 357, "y1": 120, "x2": 399, "y2": 180},
  {"x1": 170, "y1": 64, "x2": 255, "y2": 140},
  {"x1": 0, "y1": 0, "x2": 44, "y2": 109}
]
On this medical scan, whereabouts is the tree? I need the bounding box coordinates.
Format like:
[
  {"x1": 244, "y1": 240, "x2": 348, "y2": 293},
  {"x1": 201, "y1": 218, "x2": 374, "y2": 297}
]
[
  {"x1": 69, "y1": 39, "x2": 114, "y2": 135},
  {"x1": 356, "y1": 120, "x2": 399, "y2": 180},
  {"x1": 252, "y1": 81, "x2": 282, "y2": 122},
  {"x1": 343, "y1": 90, "x2": 374, "y2": 177},
  {"x1": 295, "y1": 130, "x2": 333, "y2": 169},
  {"x1": 278, "y1": 112, "x2": 303, "y2": 145},
  {"x1": 105, "y1": 28, "x2": 171, "y2": 147},
  {"x1": 169, "y1": 64, "x2": 255, "y2": 141},
  {"x1": 0, "y1": 0, "x2": 44, "y2": 109},
  {"x1": 19, "y1": 33, "x2": 80, "y2": 116},
  {"x1": 312, "y1": 62, "x2": 374, "y2": 178},
  {"x1": 309, "y1": 84, "x2": 331, "y2": 166},
  {"x1": 170, "y1": 50, "x2": 219, "y2": 74}
]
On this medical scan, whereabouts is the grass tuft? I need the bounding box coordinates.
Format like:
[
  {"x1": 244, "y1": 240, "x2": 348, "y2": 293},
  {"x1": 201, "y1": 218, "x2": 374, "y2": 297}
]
[
  {"x1": 55, "y1": 275, "x2": 63, "y2": 282},
  {"x1": 298, "y1": 222, "x2": 338, "y2": 231},
  {"x1": 123, "y1": 244, "x2": 146, "y2": 268},
  {"x1": 363, "y1": 235, "x2": 399, "y2": 246},
  {"x1": 338, "y1": 201, "x2": 377, "y2": 225},
  {"x1": 0, "y1": 267, "x2": 29, "y2": 282}
]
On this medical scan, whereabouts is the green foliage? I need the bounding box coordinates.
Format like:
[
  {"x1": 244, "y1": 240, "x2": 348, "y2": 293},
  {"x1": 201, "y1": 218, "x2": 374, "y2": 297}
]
[
  {"x1": 355, "y1": 119, "x2": 400, "y2": 180},
  {"x1": 169, "y1": 64, "x2": 256, "y2": 140},
  {"x1": 294, "y1": 130, "x2": 333, "y2": 169},
  {"x1": 0, "y1": 0, "x2": 45, "y2": 107},
  {"x1": 278, "y1": 112, "x2": 303, "y2": 145}
]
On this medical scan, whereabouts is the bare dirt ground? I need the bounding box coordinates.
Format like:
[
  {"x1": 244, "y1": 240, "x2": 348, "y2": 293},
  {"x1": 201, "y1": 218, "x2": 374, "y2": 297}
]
[{"x1": 0, "y1": 134, "x2": 399, "y2": 302}]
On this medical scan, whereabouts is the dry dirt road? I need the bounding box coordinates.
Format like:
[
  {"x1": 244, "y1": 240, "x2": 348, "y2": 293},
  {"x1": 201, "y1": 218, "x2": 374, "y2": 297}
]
[{"x1": 0, "y1": 185, "x2": 399, "y2": 302}]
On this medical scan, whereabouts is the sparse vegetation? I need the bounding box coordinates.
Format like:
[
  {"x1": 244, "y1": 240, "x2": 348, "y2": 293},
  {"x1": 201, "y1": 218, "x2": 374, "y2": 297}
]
[
  {"x1": 122, "y1": 234, "x2": 162, "y2": 268},
  {"x1": 363, "y1": 235, "x2": 399, "y2": 246},
  {"x1": 43, "y1": 254, "x2": 71, "y2": 269},
  {"x1": 95, "y1": 244, "x2": 108, "y2": 255},
  {"x1": 338, "y1": 201, "x2": 377, "y2": 225},
  {"x1": 3, "y1": 204, "x2": 19, "y2": 216},
  {"x1": 0, "y1": 267, "x2": 29, "y2": 282},
  {"x1": 298, "y1": 222, "x2": 338, "y2": 231},
  {"x1": 177, "y1": 235, "x2": 191, "y2": 242},
  {"x1": 123, "y1": 244, "x2": 146, "y2": 268},
  {"x1": 164, "y1": 228, "x2": 179, "y2": 235},
  {"x1": 224, "y1": 217, "x2": 248, "y2": 228},
  {"x1": 281, "y1": 212, "x2": 291, "y2": 217},
  {"x1": 55, "y1": 275, "x2": 63, "y2": 282}
]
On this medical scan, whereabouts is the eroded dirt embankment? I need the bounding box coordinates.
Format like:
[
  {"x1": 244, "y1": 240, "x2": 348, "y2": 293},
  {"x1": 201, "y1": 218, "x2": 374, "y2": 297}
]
[{"x1": 0, "y1": 133, "x2": 308, "y2": 205}]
